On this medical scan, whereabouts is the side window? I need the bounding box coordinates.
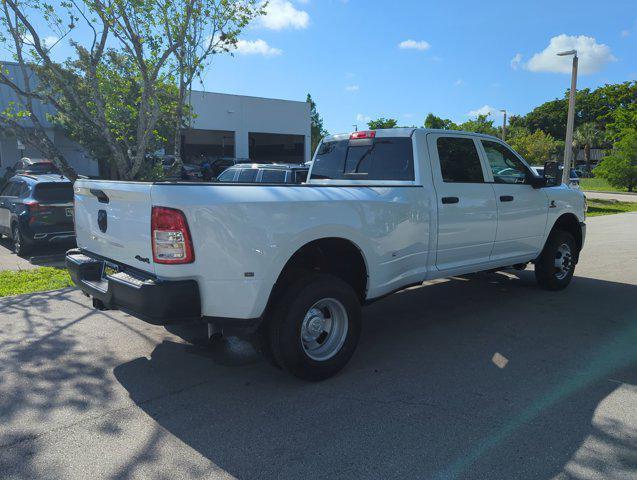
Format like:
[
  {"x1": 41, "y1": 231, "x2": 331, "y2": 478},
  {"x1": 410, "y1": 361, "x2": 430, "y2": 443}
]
[
  {"x1": 481, "y1": 141, "x2": 530, "y2": 184},
  {"x1": 217, "y1": 169, "x2": 236, "y2": 182},
  {"x1": 1, "y1": 182, "x2": 18, "y2": 197},
  {"x1": 237, "y1": 168, "x2": 258, "y2": 183},
  {"x1": 260, "y1": 169, "x2": 287, "y2": 183},
  {"x1": 17, "y1": 182, "x2": 29, "y2": 197},
  {"x1": 436, "y1": 137, "x2": 485, "y2": 183},
  {"x1": 294, "y1": 170, "x2": 308, "y2": 184}
]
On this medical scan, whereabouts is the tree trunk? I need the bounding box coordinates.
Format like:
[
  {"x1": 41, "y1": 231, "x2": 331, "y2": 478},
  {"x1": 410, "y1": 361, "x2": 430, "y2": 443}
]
[{"x1": 584, "y1": 144, "x2": 591, "y2": 173}]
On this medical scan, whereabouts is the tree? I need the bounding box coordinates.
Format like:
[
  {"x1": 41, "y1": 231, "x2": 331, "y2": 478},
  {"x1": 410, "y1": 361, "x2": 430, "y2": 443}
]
[
  {"x1": 573, "y1": 123, "x2": 602, "y2": 173},
  {"x1": 524, "y1": 99, "x2": 568, "y2": 139},
  {"x1": 48, "y1": 52, "x2": 180, "y2": 179},
  {"x1": 594, "y1": 129, "x2": 637, "y2": 192},
  {"x1": 0, "y1": 0, "x2": 263, "y2": 180},
  {"x1": 507, "y1": 128, "x2": 562, "y2": 165},
  {"x1": 307, "y1": 93, "x2": 328, "y2": 154},
  {"x1": 458, "y1": 114, "x2": 498, "y2": 136},
  {"x1": 367, "y1": 117, "x2": 397, "y2": 130},
  {"x1": 424, "y1": 113, "x2": 458, "y2": 130},
  {"x1": 166, "y1": 0, "x2": 263, "y2": 166}
]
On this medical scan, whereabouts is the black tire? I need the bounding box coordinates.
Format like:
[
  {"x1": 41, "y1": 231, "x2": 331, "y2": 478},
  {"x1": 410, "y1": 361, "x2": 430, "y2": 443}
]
[
  {"x1": 12, "y1": 224, "x2": 31, "y2": 257},
  {"x1": 267, "y1": 273, "x2": 362, "y2": 381},
  {"x1": 535, "y1": 230, "x2": 577, "y2": 291}
]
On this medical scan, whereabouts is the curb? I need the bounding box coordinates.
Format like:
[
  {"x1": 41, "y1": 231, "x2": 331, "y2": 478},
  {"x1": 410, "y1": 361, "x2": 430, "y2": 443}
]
[{"x1": 583, "y1": 190, "x2": 637, "y2": 196}]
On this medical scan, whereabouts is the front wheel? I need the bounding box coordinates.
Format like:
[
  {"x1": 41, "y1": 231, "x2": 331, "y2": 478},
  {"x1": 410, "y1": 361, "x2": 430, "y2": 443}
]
[
  {"x1": 267, "y1": 273, "x2": 362, "y2": 381},
  {"x1": 535, "y1": 230, "x2": 577, "y2": 291}
]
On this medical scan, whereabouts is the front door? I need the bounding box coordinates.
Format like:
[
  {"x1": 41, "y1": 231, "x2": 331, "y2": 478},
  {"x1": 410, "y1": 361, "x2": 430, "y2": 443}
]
[
  {"x1": 478, "y1": 139, "x2": 549, "y2": 261},
  {"x1": 427, "y1": 134, "x2": 497, "y2": 271}
]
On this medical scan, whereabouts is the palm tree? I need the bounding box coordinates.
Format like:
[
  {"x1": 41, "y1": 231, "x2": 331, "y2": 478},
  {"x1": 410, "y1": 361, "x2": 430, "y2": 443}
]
[{"x1": 573, "y1": 123, "x2": 602, "y2": 174}]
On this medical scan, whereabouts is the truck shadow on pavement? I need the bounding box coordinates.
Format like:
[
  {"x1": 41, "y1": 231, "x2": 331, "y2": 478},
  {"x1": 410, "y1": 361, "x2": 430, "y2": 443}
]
[{"x1": 111, "y1": 270, "x2": 637, "y2": 480}]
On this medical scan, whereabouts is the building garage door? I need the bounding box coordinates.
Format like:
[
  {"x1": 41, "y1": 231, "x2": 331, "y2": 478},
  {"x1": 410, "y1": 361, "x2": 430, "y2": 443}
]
[
  {"x1": 249, "y1": 132, "x2": 305, "y2": 164},
  {"x1": 182, "y1": 129, "x2": 235, "y2": 163}
]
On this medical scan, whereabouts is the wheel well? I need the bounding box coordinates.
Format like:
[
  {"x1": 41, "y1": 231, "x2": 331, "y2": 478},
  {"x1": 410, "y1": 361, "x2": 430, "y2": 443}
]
[
  {"x1": 273, "y1": 238, "x2": 368, "y2": 302},
  {"x1": 550, "y1": 213, "x2": 583, "y2": 254}
]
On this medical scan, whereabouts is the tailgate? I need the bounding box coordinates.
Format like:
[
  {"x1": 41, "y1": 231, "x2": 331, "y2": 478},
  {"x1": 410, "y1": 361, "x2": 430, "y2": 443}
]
[{"x1": 73, "y1": 180, "x2": 155, "y2": 274}]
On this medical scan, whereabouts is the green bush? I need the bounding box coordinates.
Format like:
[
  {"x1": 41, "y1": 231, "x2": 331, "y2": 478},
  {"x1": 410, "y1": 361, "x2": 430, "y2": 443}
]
[{"x1": 595, "y1": 130, "x2": 637, "y2": 192}]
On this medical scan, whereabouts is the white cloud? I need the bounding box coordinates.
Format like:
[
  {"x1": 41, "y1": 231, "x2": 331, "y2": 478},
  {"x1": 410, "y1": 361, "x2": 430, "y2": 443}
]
[
  {"x1": 345, "y1": 84, "x2": 359, "y2": 92},
  {"x1": 260, "y1": 0, "x2": 309, "y2": 30},
  {"x1": 356, "y1": 113, "x2": 371, "y2": 123},
  {"x1": 454, "y1": 79, "x2": 463, "y2": 86},
  {"x1": 468, "y1": 105, "x2": 495, "y2": 117},
  {"x1": 19, "y1": 33, "x2": 58, "y2": 50},
  {"x1": 510, "y1": 53, "x2": 523, "y2": 70},
  {"x1": 235, "y1": 39, "x2": 282, "y2": 57},
  {"x1": 398, "y1": 39, "x2": 431, "y2": 51},
  {"x1": 525, "y1": 34, "x2": 616, "y2": 74},
  {"x1": 621, "y1": 29, "x2": 630, "y2": 38},
  {"x1": 467, "y1": 105, "x2": 505, "y2": 118}
]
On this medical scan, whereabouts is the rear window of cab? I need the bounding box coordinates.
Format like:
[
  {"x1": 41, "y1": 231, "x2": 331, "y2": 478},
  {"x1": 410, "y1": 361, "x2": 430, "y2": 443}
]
[{"x1": 311, "y1": 137, "x2": 414, "y2": 181}]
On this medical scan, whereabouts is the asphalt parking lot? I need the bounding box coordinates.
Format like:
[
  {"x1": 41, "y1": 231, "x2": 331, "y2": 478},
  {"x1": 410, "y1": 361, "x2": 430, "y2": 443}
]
[{"x1": 1, "y1": 213, "x2": 636, "y2": 480}]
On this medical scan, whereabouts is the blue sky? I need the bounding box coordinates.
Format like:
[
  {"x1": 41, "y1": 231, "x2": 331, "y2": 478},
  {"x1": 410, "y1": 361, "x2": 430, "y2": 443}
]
[
  {"x1": 200, "y1": 0, "x2": 636, "y2": 134},
  {"x1": 3, "y1": 0, "x2": 635, "y2": 135}
]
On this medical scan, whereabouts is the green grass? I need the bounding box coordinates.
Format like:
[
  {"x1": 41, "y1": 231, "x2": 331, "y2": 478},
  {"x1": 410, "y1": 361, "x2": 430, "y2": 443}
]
[
  {"x1": 586, "y1": 198, "x2": 637, "y2": 217},
  {"x1": 580, "y1": 177, "x2": 629, "y2": 193},
  {"x1": 0, "y1": 267, "x2": 74, "y2": 297}
]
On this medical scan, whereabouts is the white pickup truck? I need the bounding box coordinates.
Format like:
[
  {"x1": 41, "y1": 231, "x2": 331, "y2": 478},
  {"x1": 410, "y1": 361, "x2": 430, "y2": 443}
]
[{"x1": 66, "y1": 128, "x2": 586, "y2": 380}]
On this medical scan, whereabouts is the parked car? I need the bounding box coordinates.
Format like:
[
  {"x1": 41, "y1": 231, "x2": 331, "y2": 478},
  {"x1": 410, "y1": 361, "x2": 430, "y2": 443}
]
[
  {"x1": 216, "y1": 163, "x2": 309, "y2": 184},
  {"x1": 200, "y1": 157, "x2": 253, "y2": 181},
  {"x1": 159, "y1": 156, "x2": 201, "y2": 181},
  {"x1": 67, "y1": 128, "x2": 586, "y2": 380},
  {"x1": 531, "y1": 166, "x2": 580, "y2": 189},
  {"x1": 0, "y1": 174, "x2": 75, "y2": 255},
  {"x1": 10, "y1": 157, "x2": 61, "y2": 175}
]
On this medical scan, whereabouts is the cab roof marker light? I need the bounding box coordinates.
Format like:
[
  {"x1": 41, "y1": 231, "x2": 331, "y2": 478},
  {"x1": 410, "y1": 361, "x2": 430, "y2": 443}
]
[{"x1": 350, "y1": 131, "x2": 376, "y2": 140}]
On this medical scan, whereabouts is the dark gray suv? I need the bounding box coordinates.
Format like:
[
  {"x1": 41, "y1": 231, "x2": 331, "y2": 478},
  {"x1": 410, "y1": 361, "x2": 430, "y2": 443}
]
[{"x1": 0, "y1": 174, "x2": 75, "y2": 255}]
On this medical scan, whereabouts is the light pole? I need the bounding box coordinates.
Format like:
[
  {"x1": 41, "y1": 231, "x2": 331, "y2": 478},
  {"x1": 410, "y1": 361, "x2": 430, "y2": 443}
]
[
  {"x1": 558, "y1": 49, "x2": 578, "y2": 185},
  {"x1": 352, "y1": 124, "x2": 358, "y2": 132},
  {"x1": 499, "y1": 109, "x2": 507, "y2": 141}
]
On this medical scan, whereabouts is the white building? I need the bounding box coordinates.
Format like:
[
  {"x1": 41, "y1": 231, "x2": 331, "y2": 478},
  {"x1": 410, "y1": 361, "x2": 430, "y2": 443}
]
[{"x1": 0, "y1": 62, "x2": 311, "y2": 176}]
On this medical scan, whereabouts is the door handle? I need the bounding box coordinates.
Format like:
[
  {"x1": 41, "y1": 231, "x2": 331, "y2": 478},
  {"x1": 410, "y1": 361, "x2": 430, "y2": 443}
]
[
  {"x1": 500, "y1": 195, "x2": 514, "y2": 202},
  {"x1": 441, "y1": 196, "x2": 459, "y2": 204}
]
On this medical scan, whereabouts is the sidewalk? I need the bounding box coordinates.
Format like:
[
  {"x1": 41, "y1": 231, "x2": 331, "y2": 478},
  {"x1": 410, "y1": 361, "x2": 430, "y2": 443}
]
[
  {"x1": 584, "y1": 191, "x2": 637, "y2": 203},
  {"x1": 0, "y1": 238, "x2": 68, "y2": 271}
]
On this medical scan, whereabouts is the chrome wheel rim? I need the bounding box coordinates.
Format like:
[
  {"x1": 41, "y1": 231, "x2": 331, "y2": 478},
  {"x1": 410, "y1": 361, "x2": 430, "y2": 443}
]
[
  {"x1": 300, "y1": 298, "x2": 348, "y2": 361},
  {"x1": 554, "y1": 243, "x2": 573, "y2": 280}
]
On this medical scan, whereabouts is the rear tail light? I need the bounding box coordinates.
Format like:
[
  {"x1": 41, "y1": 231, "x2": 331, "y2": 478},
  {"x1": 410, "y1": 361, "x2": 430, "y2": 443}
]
[
  {"x1": 151, "y1": 206, "x2": 194, "y2": 264},
  {"x1": 350, "y1": 130, "x2": 376, "y2": 140},
  {"x1": 24, "y1": 201, "x2": 52, "y2": 223}
]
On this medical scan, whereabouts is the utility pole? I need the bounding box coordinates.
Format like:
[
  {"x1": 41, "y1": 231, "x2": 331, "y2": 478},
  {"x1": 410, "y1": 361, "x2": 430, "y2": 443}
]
[
  {"x1": 558, "y1": 49, "x2": 578, "y2": 185},
  {"x1": 500, "y1": 109, "x2": 507, "y2": 141}
]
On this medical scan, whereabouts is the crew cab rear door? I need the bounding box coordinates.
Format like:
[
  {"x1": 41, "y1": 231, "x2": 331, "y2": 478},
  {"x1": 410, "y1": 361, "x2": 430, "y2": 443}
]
[
  {"x1": 427, "y1": 133, "x2": 497, "y2": 271},
  {"x1": 73, "y1": 180, "x2": 155, "y2": 274}
]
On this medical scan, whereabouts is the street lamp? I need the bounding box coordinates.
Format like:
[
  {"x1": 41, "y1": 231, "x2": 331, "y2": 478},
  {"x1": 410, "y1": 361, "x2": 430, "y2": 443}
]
[
  {"x1": 557, "y1": 49, "x2": 578, "y2": 185},
  {"x1": 499, "y1": 109, "x2": 507, "y2": 141},
  {"x1": 352, "y1": 124, "x2": 358, "y2": 132}
]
